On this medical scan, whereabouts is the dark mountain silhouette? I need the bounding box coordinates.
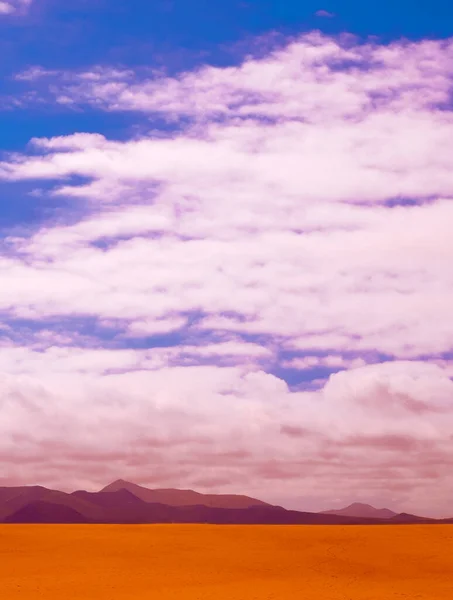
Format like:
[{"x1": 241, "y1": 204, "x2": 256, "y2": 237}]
[
  {"x1": 71, "y1": 489, "x2": 178, "y2": 523},
  {"x1": 5, "y1": 501, "x2": 87, "y2": 524},
  {"x1": 73, "y1": 488, "x2": 146, "y2": 509},
  {"x1": 162, "y1": 505, "x2": 380, "y2": 525},
  {"x1": 322, "y1": 502, "x2": 397, "y2": 519},
  {"x1": 0, "y1": 482, "x2": 443, "y2": 524},
  {"x1": 100, "y1": 479, "x2": 270, "y2": 509}
]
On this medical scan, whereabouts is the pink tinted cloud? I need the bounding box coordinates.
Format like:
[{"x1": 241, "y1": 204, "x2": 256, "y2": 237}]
[{"x1": 0, "y1": 357, "x2": 453, "y2": 515}]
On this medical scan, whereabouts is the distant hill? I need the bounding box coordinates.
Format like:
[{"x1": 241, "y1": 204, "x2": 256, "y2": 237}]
[
  {"x1": 100, "y1": 479, "x2": 270, "y2": 509},
  {"x1": 388, "y1": 512, "x2": 435, "y2": 524},
  {"x1": 1, "y1": 496, "x2": 379, "y2": 525},
  {"x1": 322, "y1": 503, "x2": 397, "y2": 519}
]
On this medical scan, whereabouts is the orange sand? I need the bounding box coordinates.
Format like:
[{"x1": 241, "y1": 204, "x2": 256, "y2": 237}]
[{"x1": 1, "y1": 525, "x2": 453, "y2": 599}]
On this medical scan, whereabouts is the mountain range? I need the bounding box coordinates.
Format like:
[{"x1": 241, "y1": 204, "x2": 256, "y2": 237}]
[{"x1": 0, "y1": 481, "x2": 449, "y2": 525}]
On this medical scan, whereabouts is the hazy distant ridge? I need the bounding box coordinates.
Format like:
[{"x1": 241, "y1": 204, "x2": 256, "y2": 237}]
[{"x1": 0, "y1": 481, "x2": 445, "y2": 525}]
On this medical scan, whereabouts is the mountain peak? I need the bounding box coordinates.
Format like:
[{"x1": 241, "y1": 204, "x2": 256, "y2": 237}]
[{"x1": 100, "y1": 479, "x2": 134, "y2": 492}]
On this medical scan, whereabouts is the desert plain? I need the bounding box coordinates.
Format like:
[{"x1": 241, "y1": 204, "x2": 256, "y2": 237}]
[{"x1": 1, "y1": 524, "x2": 453, "y2": 599}]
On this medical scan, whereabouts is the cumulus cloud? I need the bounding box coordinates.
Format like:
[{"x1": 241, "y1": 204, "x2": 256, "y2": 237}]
[{"x1": 1, "y1": 33, "x2": 453, "y2": 514}]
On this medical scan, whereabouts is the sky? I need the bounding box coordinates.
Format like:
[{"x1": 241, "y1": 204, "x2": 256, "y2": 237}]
[{"x1": 0, "y1": 0, "x2": 453, "y2": 518}]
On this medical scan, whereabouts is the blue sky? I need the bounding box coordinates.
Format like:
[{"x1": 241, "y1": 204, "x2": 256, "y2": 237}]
[{"x1": 0, "y1": 0, "x2": 453, "y2": 516}]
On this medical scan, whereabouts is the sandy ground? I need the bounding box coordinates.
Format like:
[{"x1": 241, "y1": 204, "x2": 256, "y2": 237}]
[{"x1": 1, "y1": 524, "x2": 453, "y2": 599}]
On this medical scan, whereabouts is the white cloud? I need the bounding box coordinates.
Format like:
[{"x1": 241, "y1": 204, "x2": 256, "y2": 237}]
[{"x1": 1, "y1": 33, "x2": 453, "y2": 513}]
